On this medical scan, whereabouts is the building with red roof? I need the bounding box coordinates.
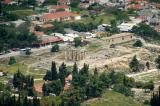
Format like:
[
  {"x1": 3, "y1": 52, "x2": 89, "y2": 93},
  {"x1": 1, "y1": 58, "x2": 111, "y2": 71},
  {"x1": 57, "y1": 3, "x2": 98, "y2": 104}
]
[
  {"x1": 2, "y1": 0, "x2": 13, "y2": 4},
  {"x1": 127, "y1": 4, "x2": 144, "y2": 10},
  {"x1": 40, "y1": 11, "x2": 81, "y2": 22},
  {"x1": 40, "y1": 36, "x2": 63, "y2": 45}
]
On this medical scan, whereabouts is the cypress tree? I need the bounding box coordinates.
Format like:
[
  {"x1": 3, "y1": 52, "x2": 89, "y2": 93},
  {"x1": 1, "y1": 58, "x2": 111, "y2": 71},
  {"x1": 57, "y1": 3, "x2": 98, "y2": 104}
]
[
  {"x1": 94, "y1": 67, "x2": 98, "y2": 76},
  {"x1": 72, "y1": 62, "x2": 79, "y2": 87},
  {"x1": 72, "y1": 62, "x2": 78, "y2": 75},
  {"x1": 51, "y1": 61, "x2": 58, "y2": 80},
  {"x1": 129, "y1": 55, "x2": 140, "y2": 72},
  {"x1": 43, "y1": 70, "x2": 52, "y2": 81},
  {"x1": 42, "y1": 83, "x2": 47, "y2": 96},
  {"x1": 59, "y1": 62, "x2": 68, "y2": 86},
  {"x1": 33, "y1": 97, "x2": 40, "y2": 106}
]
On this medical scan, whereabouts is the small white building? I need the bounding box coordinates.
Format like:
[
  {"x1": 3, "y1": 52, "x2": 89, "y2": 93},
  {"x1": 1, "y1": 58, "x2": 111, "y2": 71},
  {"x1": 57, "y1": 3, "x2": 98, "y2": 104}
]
[
  {"x1": 117, "y1": 22, "x2": 136, "y2": 32},
  {"x1": 65, "y1": 33, "x2": 79, "y2": 38},
  {"x1": 20, "y1": 48, "x2": 31, "y2": 56},
  {"x1": 98, "y1": 24, "x2": 111, "y2": 31}
]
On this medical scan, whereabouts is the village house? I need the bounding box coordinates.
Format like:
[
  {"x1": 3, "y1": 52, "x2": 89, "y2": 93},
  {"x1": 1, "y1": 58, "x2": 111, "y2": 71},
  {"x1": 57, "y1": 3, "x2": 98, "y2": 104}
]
[
  {"x1": 49, "y1": 5, "x2": 71, "y2": 13},
  {"x1": 40, "y1": 11, "x2": 81, "y2": 22},
  {"x1": 103, "y1": 33, "x2": 135, "y2": 45},
  {"x1": 118, "y1": 22, "x2": 136, "y2": 32},
  {"x1": 2, "y1": 0, "x2": 14, "y2": 4},
  {"x1": 33, "y1": 31, "x2": 63, "y2": 46}
]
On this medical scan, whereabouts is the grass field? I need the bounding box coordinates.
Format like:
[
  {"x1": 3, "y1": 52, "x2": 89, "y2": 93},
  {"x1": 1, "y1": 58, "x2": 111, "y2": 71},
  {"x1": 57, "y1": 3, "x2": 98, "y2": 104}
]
[
  {"x1": 87, "y1": 43, "x2": 102, "y2": 51},
  {"x1": 10, "y1": 9, "x2": 34, "y2": 18},
  {"x1": 82, "y1": 90, "x2": 148, "y2": 106},
  {"x1": 0, "y1": 63, "x2": 27, "y2": 74},
  {"x1": 0, "y1": 63, "x2": 46, "y2": 79}
]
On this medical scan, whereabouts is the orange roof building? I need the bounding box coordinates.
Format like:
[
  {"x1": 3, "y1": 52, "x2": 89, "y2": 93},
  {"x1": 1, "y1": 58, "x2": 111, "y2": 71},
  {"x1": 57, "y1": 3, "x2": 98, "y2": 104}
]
[
  {"x1": 127, "y1": 4, "x2": 144, "y2": 10},
  {"x1": 2, "y1": 0, "x2": 13, "y2": 4},
  {"x1": 40, "y1": 11, "x2": 81, "y2": 22}
]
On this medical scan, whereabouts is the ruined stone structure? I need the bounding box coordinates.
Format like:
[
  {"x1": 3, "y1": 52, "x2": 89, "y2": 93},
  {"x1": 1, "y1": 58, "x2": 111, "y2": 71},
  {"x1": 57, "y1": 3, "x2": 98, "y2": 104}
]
[
  {"x1": 65, "y1": 48, "x2": 86, "y2": 61},
  {"x1": 103, "y1": 33, "x2": 135, "y2": 45}
]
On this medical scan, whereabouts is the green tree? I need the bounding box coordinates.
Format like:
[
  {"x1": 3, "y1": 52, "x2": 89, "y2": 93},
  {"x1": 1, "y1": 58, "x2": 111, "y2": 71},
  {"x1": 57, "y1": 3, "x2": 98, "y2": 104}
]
[
  {"x1": 106, "y1": 20, "x2": 119, "y2": 34},
  {"x1": 74, "y1": 37, "x2": 82, "y2": 47},
  {"x1": 72, "y1": 62, "x2": 78, "y2": 76},
  {"x1": 129, "y1": 55, "x2": 140, "y2": 72},
  {"x1": 113, "y1": 84, "x2": 133, "y2": 96},
  {"x1": 123, "y1": 76, "x2": 135, "y2": 88},
  {"x1": 42, "y1": 83, "x2": 47, "y2": 96},
  {"x1": 146, "y1": 61, "x2": 150, "y2": 70},
  {"x1": 78, "y1": 64, "x2": 89, "y2": 86},
  {"x1": 51, "y1": 61, "x2": 58, "y2": 80},
  {"x1": 94, "y1": 67, "x2": 98, "y2": 76},
  {"x1": 72, "y1": 63, "x2": 79, "y2": 87},
  {"x1": 51, "y1": 44, "x2": 59, "y2": 52},
  {"x1": 133, "y1": 40, "x2": 143, "y2": 47},
  {"x1": 70, "y1": 0, "x2": 80, "y2": 8},
  {"x1": 28, "y1": 0, "x2": 36, "y2": 5},
  {"x1": 86, "y1": 75, "x2": 102, "y2": 98},
  {"x1": 43, "y1": 70, "x2": 52, "y2": 81},
  {"x1": 33, "y1": 97, "x2": 40, "y2": 106},
  {"x1": 59, "y1": 62, "x2": 68, "y2": 86},
  {"x1": 132, "y1": 23, "x2": 160, "y2": 41},
  {"x1": 150, "y1": 87, "x2": 160, "y2": 106},
  {"x1": 8, "y1": 56, "x2": 16, "y2": 65},
  {"x1": 155, "y1": 55, "x2": 160, "y2": 71},
  {"x1": 45, "y1": 80, "x2": 62, "y2": 96},
  {"x1": 99, "y1": 72, "x2": 112, "y2": 88},
  {"x1": 13, "y1": 69, "x2": 24, "y2": 90},
  {"x1": 143, "y1": 81, "x2": 154, "y2": 91}
]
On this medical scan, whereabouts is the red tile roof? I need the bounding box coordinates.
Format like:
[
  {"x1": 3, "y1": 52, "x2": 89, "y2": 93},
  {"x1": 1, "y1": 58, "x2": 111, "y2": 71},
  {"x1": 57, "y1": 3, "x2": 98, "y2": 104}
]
[
  {"x1": 50, "y1": 5, "x2": 69, "y2": 10},
  {"x1": 41, "y1": 11, "x2": 77, "y2": 20},
  {"x1": 128, "y1": 4, "x2": 143, "y2": 10},
  {"x1": 41, "y1": 36, "x2": 63, "y2": 44},
  {"x1": 3, "y1": 0, "x2": 13, "y2": 4},
  {"x1": 34, "y1": 31, "x2": 45, "y2": 37}
]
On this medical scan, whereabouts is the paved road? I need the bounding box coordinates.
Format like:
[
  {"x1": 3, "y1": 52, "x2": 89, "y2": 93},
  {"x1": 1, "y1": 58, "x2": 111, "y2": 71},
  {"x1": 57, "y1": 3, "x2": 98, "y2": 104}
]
[
  {"x1": 0, "y1": 43, "x2": 71, "y2": 59},
  {"x1": 0, "y1": 45, "x2": 52, "y2": 59}
]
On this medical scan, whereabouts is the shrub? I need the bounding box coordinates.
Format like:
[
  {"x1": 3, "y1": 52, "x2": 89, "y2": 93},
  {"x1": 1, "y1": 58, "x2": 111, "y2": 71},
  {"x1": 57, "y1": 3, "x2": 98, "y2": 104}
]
[
  {"x1": 133, "y1": 40, "x2": 143, "y2": 47},
  {"x1": 8, "y1": 56, "x2": 16, "y2": 65},
  {"x1": 51, "y1": 44, "x2": 59, "y2": 52}
]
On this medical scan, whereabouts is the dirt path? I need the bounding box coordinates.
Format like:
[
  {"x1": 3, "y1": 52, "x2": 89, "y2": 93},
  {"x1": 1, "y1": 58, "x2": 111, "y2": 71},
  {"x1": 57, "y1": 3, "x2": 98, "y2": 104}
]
[{"x1": 126, "y1": 69, "x2": 158, "y2": 77}]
